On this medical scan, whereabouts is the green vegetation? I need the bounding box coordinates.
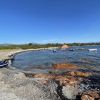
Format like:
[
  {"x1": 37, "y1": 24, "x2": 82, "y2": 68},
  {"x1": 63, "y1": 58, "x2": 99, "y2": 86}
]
[
  {"x1": 0, "y1": 42, "x2": 100, "y2": 50},
  {"x1": 0, "y1": 43, "x2": 62, "y2": 50},
  {"x1": 68, "y1": 42, "x2": 100, "y2": 46}
]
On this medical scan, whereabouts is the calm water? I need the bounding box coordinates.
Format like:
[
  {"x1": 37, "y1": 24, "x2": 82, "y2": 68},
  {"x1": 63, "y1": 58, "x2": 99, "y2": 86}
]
[{"x1": 12, "y1": 46, "x2": 100, "y2": 73}]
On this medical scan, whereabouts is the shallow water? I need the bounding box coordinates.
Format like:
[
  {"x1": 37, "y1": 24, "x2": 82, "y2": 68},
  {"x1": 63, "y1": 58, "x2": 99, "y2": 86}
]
[{"x1": 12, "y1": 46, "x2": 100, "y2": 72}]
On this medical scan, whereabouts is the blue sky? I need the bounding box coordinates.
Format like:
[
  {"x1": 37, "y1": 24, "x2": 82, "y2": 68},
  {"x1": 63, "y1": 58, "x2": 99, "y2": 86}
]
[{"x1": 0, "y1": 0, "x2": 100, "y2": 43}]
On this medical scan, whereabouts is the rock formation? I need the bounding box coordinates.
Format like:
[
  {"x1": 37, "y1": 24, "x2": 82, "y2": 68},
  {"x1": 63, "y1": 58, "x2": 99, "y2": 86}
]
[
  {"x1": 0, "y1": 64, "x2": 100, "y2": 100},
  {"x1": 61, "y1": 44, "x2": 69, "y2": 50}
]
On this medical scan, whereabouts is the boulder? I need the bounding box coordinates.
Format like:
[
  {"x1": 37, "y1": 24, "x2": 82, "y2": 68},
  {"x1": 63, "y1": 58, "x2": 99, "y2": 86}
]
[
  {"x1": 0, "y1": 68, "x2": 60, "y2": 100},
  {"x1": 61, "y1": 44, "x2": 69, "y2": 49},
  {"x1": 62, "y1": 85, "x2": 79, "y2": 100},
  {"x1": 81, "y1": 90, "x2": 100, "y2": 100},
  {"x1": 81, "y1": 94, "x2": 94, "y2": 100}
]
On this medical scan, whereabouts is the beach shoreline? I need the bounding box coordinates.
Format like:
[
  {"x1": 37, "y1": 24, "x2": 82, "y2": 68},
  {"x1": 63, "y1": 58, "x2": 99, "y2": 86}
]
[{"x1": 0, "y1": 47, "x2": 58, "y2": 60}]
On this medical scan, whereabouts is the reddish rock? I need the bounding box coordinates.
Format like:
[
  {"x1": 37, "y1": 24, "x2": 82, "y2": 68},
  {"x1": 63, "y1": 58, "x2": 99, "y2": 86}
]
[
  {"x1": 55, "y1": 75, "x2": 82, "y2": 86},
  {"x1": 52, "y1": 63, "x2": 78, "y2": 70},
  {"x1": 81, "y1": 95, "x2": 94, "y2": 100},
  {"x1": 67, "y1": 71, "x2": 92, "y2": 77},
  {"x1": 81, "y1": 90, "x2": 100, "y2": 100},
  {"x1": 25, "y1": 72, "x2": 82, "y2": 86},
  {"x1": 61, "y1": 44, "x2": 69, "y2": 49}
]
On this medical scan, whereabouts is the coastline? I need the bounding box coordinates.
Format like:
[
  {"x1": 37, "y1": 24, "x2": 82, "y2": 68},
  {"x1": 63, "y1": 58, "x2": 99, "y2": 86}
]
[
  {"x1": 0, "y1": 63, "x2": 99, "y2": 100},
  {"x1": 0, "y1": 47, "x2": 58, "y2": 60},
  {"x1": 0, "y1": 47, "x2": 100, "y2": 99}
]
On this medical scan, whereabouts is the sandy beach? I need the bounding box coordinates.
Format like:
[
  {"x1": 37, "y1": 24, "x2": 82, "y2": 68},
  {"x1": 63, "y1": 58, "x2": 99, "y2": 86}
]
[
  {"x1": 0, "y1": 49, "x2": 28, "y2": 60},
  {"x1": 0, "y1": 47, "x2": 58, "y2": 60}
]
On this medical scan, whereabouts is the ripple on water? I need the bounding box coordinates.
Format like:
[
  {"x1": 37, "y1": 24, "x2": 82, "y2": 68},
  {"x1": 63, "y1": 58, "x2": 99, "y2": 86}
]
[{"x1": 12, "y1": 46, "x2": 100, "y2": 73}]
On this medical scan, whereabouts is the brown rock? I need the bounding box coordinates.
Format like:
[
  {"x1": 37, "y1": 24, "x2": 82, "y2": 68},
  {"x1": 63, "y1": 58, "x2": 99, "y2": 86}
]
[
  {"x1": 61, "y1": 44, "x2": 69, "y2": 49},
  {"x1": 52, "y1": 63, "x2": 78, "y2": 70},
  {"x1": 67, "y1": 71, "x2": 92, "y2": 77},
  {"x1": 39, "y1": 80, "x2": 49, "y2": 85},
  {"x1": 55, "y1": 76, "x2": 81, "y2": 86},
  {"x1": 81, "y1": 95, "x2": 94, "y2": 100},
  {"x1": 81, "y1": 90, "x2": 100, "y2": 100},
  {"x1": 25, "y1": 73, "x2": 56, "y2": 79},
  {"x1": 25, "y1": 72, "x2": 81, "y2": 86}
]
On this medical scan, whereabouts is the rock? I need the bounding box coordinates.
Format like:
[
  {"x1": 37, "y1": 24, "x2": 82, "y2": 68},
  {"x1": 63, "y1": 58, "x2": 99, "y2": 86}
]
[
  {"x1": 0, "y1": 92, "x2": 23, "y2": 100},
  {"x1": 25, "y1": 71, "x2": 83, "y2": 87},
  {"x1": 54, "y1": 75, "x2": 81, "y2": 100},
  {"x1": 67, "y1": 71, "x2": 92, "y2": 77},
  {"x1": 52, "y1": 63, "x2": 78, "y2": 70},
  {"x1": 0, "y1": 68, "x2": 98, "y2": 100},
  {"x1": 0, "y1": 68, "x2": 61, "y2": 100},
  {"x1": 33, "y1": 73, "x2": 55, "y2": 79},
  {"x1": 25, "y1": 73, "x2": 82, "y2": 86},
  {"x1": 81, "y1": 90, "x2": 100, "y2": 100},
  {"x1": 14, "y1": 72, "x2": 26, "y2": 79},
  {"x1": 25, "y1": 73, "x2": 56, "y2": 79},
  {"x1": 55, "y1": 75, "x2": 82, "y2": 86},
  {"x1": 61, "y1": 44, "x2": 69, "y2": 50},
  {"x1": 81, "y1": 95, "x2": 94, "y2": 100},
  {"x1": 62, "y1": 85, "x2": 79, "y2": 100},
  {"x1": 0, "y1": 72, "x2": 5, "y2": 80}
]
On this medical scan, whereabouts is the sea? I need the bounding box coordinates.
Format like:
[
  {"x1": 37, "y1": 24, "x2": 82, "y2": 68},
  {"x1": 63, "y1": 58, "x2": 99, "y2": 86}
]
[{"x1": 12, "y1": 46, "x2": 100, "y2": 73}]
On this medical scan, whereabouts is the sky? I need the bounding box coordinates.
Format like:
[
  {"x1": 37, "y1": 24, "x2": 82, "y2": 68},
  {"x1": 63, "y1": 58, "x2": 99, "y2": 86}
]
[{"x1": 0, "y1": 0, "x2": 100, "y2": 44}]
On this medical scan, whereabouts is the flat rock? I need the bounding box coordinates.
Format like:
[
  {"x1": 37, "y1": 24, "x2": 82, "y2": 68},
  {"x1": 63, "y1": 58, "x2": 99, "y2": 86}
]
[{"x1": 0, "y1": 68, "x2": 60, "y2": 100}]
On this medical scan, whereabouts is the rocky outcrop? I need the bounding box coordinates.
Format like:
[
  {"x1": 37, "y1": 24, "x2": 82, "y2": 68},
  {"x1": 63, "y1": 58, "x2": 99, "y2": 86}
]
[
  {"x1": 61, "y1": 44, "x2": 69, "y2": 49},
  {"x1": 62, "y1": 85, "x2": 79, "y2": 99},
  {"x1": 0, "y1": 68, "x2": 60, "y2": 100},
  {"x1": 24, "y1": 69, "x2": 97, "y2": 100},
  {"x1": 25, "y1": 73, "x2": 82, "y2": 86},
  {"x1": 81, "y1": 90, "x2": 100, "y2": 100},
  {"x1": 66, "y1": 71, "x2": 92, "y2": 77},
  {"x1": 0, "y1": 67, "x2": 99, "y2": 100},
  {"x1": 24, "y1": 72, "x2": 83, "y2": 99}
]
